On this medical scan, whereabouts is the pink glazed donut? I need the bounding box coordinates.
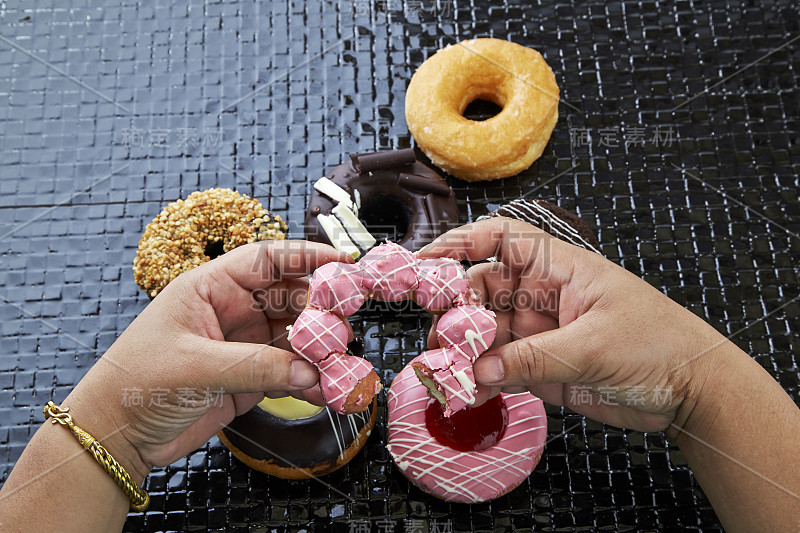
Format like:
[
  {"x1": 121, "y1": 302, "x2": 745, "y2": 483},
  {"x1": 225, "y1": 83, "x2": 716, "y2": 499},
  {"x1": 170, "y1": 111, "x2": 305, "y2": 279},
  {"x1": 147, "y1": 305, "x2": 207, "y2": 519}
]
[
  {"x1": 387, "y1": 359, "x2": 547, "y2": 504},
  {"x1": 289, "y1": 241, "x2": 497, "y2": 416}
]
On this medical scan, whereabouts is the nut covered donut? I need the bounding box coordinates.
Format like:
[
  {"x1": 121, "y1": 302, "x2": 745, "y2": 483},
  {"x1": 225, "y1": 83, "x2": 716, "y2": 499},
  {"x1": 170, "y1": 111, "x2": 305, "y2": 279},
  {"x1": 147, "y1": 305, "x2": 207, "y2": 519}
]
[
  {"x1": 405, "y1": 38, "x2": 560, "y2": 181},
  {"x1": 288, "y1": 242, "x2": 497, "y2": 416},
  {"x1": 387, "y1": 359, "x2": 547, "y2": 503},
  {"x1": 133, "y1": 188, "x2": 287, "y2": 297}
]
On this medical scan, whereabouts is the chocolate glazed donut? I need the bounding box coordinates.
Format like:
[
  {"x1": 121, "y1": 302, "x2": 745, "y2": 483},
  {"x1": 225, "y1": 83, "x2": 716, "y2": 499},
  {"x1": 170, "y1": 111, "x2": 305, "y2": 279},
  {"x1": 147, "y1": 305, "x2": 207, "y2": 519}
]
[
  {"x1": 218, "y1": 339, "x2": 377, "y2": 478},
  {"x1": 218, "y1": 396, "x2": 377, "y2": 479},
  {"x1": 305, "y1": 149, "x2": 459, "y2": 252}
]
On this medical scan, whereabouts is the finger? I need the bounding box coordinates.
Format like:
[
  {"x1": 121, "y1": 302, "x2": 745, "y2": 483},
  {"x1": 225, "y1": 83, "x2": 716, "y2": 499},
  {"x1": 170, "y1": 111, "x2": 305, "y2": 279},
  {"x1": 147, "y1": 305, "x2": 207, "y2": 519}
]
[
  {"x1": 211, "y1": 240, "x2": 353, "y2": 291},
  {"x1": 418, "y1": 217, "x2": 567, "y2": 276},
  {"x1": 426, "y1": 315, "x2": 440, "y2": 350},
  {"x1": 472, "y1": 320, "x2": 592, "y2": 387},
  {"x1": 466, "y1": 263, "x2": 559, "y2": 347},
  {"x1": 291, "y1": 385, "x2": 326, "y2": 407},
  {"x1": 467, "y1": 385, "x2": 501, "y2": 408},
  {"x1": 266, "y1": 387, "x2": 325, "y2": 406},
  {"x1": 466, "y1": 262, "x2": 517, "y2": 312},
  {"x1": 267, "y1": 318, "x2": 295, "y2": 351},
  {"x1": 468, "y1": 262, "x2": 562, "y2": 323},
  {"x1": 193, "y1": 338, "x2": 320, "y2": 395},
  {"x1": 494, "y1": 311, "x2": 515, "y2": 347},
  {"x1": 525, "y1": 382, "x2": 568, "y2": 406},
  {"x1": 499, "y1": 385, "x2": 529, "y2": 394},
  {"x1": 216, "y1": 281, "x2": 308, "y2": 342},
  {"x1": 248, "y1": 278, "x2": 310, "y2": 320}
]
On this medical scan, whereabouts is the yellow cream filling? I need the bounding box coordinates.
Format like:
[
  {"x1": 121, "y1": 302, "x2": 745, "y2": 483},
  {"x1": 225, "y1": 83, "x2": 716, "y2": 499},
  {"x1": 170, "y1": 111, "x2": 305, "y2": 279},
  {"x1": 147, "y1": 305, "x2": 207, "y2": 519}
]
[{"x1": 257, "y1": 396, "x2": 324, "y2": 419}]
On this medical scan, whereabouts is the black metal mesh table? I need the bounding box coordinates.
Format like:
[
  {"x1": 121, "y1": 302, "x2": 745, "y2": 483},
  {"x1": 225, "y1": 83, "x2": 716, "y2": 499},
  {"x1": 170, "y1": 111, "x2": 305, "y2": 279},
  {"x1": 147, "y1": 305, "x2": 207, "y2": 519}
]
[{"x1": 1, "y1": 0, "x2": 798, "y2": 531}]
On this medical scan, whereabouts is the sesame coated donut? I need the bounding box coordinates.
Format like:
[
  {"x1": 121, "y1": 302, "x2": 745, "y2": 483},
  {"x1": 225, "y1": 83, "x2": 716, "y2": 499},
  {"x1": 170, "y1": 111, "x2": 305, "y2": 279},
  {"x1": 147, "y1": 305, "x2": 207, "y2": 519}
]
[
  {"x1": 405, "y1": 38, "x2": 560, "y2": 181},
  {"x1": 133, "y1": 188, "x2": 287, "y2": 297}
]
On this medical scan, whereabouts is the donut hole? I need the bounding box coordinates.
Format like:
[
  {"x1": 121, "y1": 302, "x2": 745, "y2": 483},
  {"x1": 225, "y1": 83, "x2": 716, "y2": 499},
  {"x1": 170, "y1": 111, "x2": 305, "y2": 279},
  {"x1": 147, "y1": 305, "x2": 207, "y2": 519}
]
[
  {"x1": 426, "y1": 394, "x2": 509, "y2": 452},
  {"x1": 358, "y1": 194, "x2": 410, "y2": 243},
  {"x1": 461, "y1": 98, "x2": 503, "y2": 122},
  {"x1": 204, "y1": 240, "x2": 226, "y2": 259}
]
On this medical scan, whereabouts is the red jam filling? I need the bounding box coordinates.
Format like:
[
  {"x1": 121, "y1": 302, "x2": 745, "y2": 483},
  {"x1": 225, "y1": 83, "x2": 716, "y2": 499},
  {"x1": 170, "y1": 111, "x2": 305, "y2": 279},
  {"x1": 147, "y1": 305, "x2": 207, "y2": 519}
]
[{"x1": 425, "y1": 395, "x2": 509, "y2": 452}]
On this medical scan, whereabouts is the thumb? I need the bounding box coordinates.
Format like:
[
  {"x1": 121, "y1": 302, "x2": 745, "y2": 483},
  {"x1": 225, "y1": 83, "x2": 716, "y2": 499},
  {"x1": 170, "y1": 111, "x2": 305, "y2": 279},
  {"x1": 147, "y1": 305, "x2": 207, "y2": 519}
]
[
  {"x1": 192, "y1": 338, "x2": 319, "y2": 394},
  {"x1": 473, "y1": 321, "x2": 590, "y2": 387}
]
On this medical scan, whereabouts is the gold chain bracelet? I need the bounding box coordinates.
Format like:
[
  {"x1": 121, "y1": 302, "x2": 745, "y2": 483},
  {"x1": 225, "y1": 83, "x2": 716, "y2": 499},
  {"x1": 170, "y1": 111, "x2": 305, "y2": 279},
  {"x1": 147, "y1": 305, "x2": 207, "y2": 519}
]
[{"x1": 43, "y1": 401, "x2": 150, "y2": 512}]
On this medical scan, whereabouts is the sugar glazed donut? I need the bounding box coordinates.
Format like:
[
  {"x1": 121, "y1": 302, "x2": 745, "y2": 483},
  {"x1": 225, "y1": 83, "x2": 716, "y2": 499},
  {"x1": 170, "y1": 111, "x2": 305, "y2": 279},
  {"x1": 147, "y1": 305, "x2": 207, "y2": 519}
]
[
  {"x1": 305, "y1": 149, "x2": 458, "y2": 256},
  {"x1": 218, "y1": 395, "x2": 376, "y2": 479},
  {"x1": 387, "y1": 361, "x2": 547, "y2": 503},
  {"x1": 405, "y1": 38, "x2": 560, "y2": 181},
  {"x1": 288, "y1": 241, "x2": 497, "y2": 416},
  {"x1": 133, "y1": 188, "x2": 287, "y2": 297}
]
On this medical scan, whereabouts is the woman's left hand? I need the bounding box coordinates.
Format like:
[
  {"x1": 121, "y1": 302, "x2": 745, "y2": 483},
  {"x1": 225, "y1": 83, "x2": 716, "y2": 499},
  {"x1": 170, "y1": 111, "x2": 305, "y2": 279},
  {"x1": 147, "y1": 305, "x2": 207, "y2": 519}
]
[{"x1": 65, "y1": 240, "x2": 351, "y2": 481}]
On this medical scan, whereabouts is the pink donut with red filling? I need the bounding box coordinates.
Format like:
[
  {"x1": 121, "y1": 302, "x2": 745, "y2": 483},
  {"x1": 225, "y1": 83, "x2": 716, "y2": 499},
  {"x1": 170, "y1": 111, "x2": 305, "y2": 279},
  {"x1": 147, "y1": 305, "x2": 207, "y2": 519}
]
[{"x1": 387, "y1": 358, "x2": 547, "y2": 504}]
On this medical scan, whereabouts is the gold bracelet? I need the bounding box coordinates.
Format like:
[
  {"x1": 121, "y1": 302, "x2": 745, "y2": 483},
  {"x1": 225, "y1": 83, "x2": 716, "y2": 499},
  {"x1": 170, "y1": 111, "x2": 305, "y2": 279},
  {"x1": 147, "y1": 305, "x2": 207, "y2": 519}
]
[{"x1": 43, "y1": 401, "x2": 150, "y2": 512}]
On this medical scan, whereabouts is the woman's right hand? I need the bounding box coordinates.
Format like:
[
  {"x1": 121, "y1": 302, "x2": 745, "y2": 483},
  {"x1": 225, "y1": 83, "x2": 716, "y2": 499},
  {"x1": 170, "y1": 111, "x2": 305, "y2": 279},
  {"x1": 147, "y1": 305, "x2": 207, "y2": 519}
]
[
  {"x1": 422, "y1": 217, "x2": 800, "y2": 533},
  {"x1": 420, "y1": 216, "x2": 735, "y2": 434}
]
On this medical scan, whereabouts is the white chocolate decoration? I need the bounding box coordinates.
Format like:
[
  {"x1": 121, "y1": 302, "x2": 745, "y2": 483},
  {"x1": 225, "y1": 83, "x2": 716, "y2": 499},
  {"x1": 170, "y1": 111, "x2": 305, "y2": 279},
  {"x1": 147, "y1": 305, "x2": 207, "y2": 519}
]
[
  {"x1": 317, "y1": 214, "x2": 361, "y2": 259},
  {"x1": 332, "y1": 203, "x2": 377, "y2": 250},
  {"x1": 314, "y1": 177, "x2": 354, "y2": 209},
  {"x1": 257, "y1": 396, "x2": 324, "y2": 419},
  {"x1": 353, "y1": 188, "x2": 361, "y2": 216}
]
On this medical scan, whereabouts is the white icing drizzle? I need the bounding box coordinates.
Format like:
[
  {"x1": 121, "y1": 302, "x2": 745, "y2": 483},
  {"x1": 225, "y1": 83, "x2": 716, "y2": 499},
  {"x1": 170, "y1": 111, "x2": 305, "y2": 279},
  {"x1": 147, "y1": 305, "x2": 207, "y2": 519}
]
[
  {"x1": 450, "y1": 366, "x2": 476, "y2": 405},
  {"x1": 439, "y1": 306, "x2": 495, "y2": 361},
  {"x1": 325, "y1": 407, "x2": 345, "y2": 457},
  {"x1": 463, "y1": 329, "x2": 488, "y2": 358},
  {"x1": 493, "y1": 200, "x2": 602, "y2": 254},
  {"x1": 314, "y1": 177, "x2": 354, "y2": 209},
  {"x1": 317, "y1": 214, "x2": 360, "y2": 259},
  {"x1": 332, "y1": 203, "x2": 377, "y2": 250},
  {"x1": 324, "y1": 401, "x2": 372, "y2": 461}
]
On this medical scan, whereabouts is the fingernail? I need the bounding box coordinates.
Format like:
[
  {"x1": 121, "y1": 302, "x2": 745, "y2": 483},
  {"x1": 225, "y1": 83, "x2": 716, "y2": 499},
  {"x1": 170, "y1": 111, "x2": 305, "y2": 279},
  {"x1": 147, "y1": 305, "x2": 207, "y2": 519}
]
[
  {"x1": 289, "y1": 360, "x2": 318, "y2": 388},
  {"x1": 476, "y1": 355, "x2": 504, "y2": 383},
  {"x1": 418, "y1": 243, "x2": 435, "y2": 254}
]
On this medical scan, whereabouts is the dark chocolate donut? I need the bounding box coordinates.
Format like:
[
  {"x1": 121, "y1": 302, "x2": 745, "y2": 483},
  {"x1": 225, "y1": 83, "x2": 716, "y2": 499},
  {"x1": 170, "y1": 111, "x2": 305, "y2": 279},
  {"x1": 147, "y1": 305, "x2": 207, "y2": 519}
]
[
  {"x1": 305, "y1": 148, "x2": 458, "y2": 253},
  {"x1": 480, "y1": 198, "x2": 601, "y2": 254},
  {"x1": 218, "y1": 395, "x2": 376, "y2": 479}
]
